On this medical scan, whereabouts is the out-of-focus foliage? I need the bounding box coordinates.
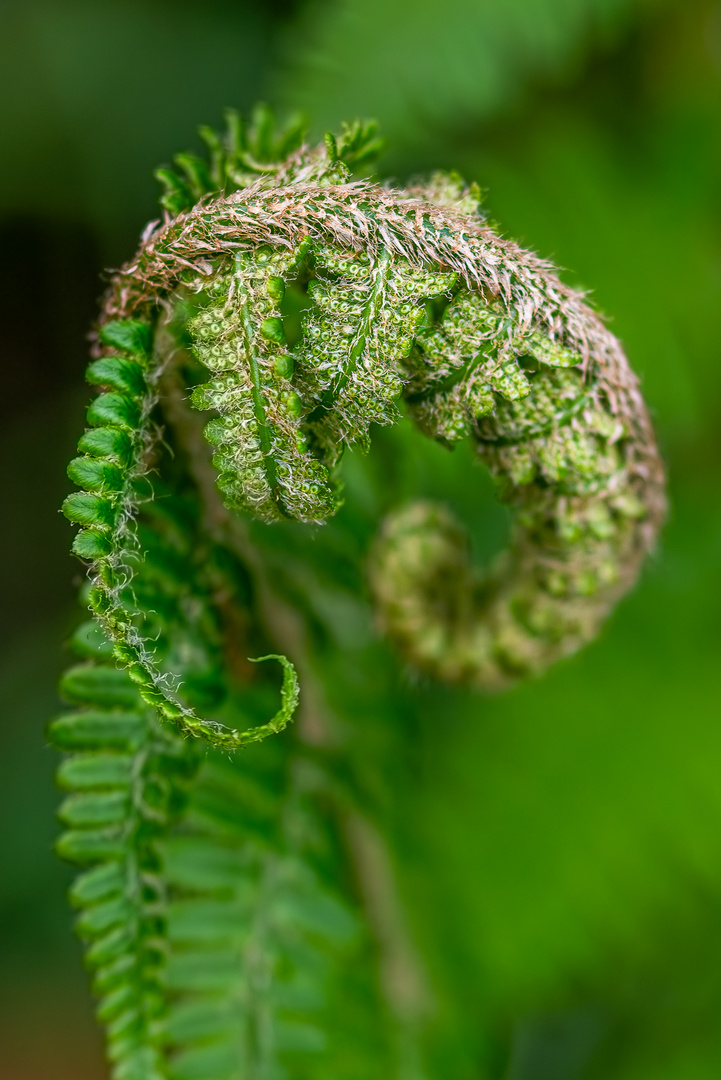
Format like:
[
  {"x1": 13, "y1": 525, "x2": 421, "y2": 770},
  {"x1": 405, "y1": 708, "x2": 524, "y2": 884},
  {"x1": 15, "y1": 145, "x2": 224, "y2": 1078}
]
[
  {"x1": 276, "y1": 0, "x2": 647, "y2": 163},
  {"x1": 0, "y1": 0, "x2": 271, "y2": 256},
  {"x1": 1, "y1": 0, "x2": 721, "y2": 1077}
]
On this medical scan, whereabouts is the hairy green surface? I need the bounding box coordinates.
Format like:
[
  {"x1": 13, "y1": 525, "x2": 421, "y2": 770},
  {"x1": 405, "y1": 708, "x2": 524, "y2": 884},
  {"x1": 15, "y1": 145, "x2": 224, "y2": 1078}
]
[{"x1": 51, "y1": 109, "x2": 664, "y2": 1079}]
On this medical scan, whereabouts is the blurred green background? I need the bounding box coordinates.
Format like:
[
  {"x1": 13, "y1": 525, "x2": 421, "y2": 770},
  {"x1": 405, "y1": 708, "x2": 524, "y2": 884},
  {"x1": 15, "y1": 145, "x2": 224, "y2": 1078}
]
[{"x1": 1, "y1": 0, "x2": 720, "y2": 1077}]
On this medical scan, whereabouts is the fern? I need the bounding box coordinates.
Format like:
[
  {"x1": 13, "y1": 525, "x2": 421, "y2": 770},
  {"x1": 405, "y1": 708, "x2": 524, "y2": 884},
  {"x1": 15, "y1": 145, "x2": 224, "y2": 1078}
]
[
  {"x1": 53, "y1": 469, "x2": 386, "y2": 1078},
  {"x1": 160, "y1": 748, "x2": 369, "y2": 1080},
  {"x1": 50, "y1": 108, "x2": 664, "y2": 1079}
]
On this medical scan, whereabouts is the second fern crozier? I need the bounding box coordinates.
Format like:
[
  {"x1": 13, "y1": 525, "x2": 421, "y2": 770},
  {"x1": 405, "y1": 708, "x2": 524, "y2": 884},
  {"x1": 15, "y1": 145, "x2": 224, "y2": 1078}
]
[{"x1": 51, "y1": 107, "x2": 665, "y2": 1079}]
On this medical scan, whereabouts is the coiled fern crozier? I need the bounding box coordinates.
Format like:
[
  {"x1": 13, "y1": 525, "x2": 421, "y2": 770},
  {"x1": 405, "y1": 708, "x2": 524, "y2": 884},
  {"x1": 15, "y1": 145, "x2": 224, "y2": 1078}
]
[{"x1": 51, "y1": 107, "x2": 665, "y2": 1079}]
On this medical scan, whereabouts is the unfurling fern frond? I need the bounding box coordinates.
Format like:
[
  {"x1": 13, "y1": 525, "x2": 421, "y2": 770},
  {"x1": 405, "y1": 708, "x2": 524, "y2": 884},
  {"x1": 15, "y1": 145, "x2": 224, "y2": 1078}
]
[
  {"x1": 52, "y1": 477, "x2": 388, "y2": 1079},
  {"x1": 51, "y1": 108, "x2": 665, "y2": 1079}
]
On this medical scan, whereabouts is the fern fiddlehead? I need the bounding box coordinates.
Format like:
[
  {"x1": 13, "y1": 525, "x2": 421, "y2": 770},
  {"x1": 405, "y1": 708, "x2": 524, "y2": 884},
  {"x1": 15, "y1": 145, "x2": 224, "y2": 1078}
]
[{"x1": 51, "y1": 107, "x2": 665, "y2": 1078}]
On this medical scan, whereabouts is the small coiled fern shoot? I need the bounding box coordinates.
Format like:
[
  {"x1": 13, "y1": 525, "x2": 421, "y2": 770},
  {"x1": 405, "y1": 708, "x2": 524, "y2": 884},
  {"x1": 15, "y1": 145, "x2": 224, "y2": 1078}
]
[{"x1": 50, "y1": 107, "x2": 665, "y2": 1080}]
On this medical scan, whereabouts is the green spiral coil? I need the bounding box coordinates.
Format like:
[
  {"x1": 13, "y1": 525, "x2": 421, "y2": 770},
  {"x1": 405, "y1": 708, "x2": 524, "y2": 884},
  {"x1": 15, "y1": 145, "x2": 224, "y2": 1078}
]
[{"x1": 50, "y1": 107, "x2": 665, "y2": 1080}]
